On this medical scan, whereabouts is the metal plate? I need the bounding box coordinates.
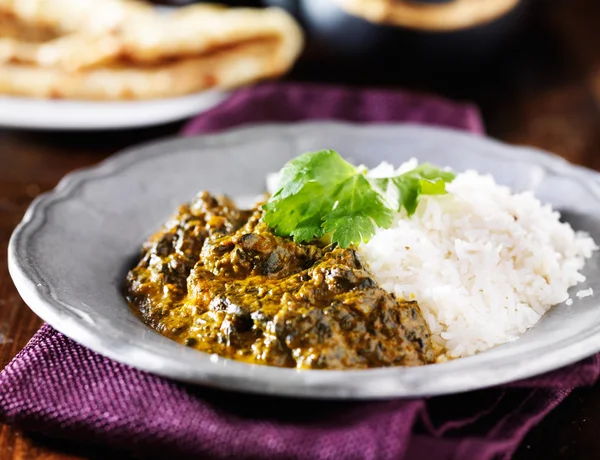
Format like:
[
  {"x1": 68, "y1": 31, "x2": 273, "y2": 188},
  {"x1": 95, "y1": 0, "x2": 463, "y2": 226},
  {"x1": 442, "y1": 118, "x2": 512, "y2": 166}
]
[{"x1": 8, "y1": 122, "x2": 600, "y2": 399}]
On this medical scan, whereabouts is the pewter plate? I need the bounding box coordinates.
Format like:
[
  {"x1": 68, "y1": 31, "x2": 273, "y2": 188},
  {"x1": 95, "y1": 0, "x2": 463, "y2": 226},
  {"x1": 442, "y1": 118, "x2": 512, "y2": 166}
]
[{"x1": 8, "y1": 122, "x2": 600, "y2": 399}]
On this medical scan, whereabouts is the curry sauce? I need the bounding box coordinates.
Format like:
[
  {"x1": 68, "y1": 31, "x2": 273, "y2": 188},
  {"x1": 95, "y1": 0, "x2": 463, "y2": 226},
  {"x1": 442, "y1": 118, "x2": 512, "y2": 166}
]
[{"x1": 126, "y1": 191, "x2": 435, "y2": 369}]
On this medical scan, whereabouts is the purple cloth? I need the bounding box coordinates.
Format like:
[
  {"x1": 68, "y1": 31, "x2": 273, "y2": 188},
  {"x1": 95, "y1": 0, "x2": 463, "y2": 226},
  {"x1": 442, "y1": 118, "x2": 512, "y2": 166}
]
[
  {"x1": 181, "y1": 82, "x2": 484, "y2": 135},
  {"x1": 2, "y1": 82, "x2": 599, "y2": 460}
]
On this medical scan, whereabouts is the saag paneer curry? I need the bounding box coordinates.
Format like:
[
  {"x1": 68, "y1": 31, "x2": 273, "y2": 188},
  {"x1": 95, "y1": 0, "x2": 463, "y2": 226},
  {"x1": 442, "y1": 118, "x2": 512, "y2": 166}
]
[{"x1": 126, "y1": 191, "x2": 436, "y2": 369}]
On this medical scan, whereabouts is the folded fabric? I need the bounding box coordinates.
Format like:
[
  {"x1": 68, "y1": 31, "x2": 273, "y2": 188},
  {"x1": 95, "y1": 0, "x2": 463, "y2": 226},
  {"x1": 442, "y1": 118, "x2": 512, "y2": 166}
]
[{"x1": 1, "y1": 82, "x2": 598, "y2": 460}]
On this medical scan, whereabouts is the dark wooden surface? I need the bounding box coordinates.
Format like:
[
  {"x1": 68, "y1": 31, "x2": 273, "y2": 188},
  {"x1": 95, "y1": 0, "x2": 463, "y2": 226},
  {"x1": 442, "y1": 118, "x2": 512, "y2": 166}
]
[{"x1": 2, "y1": 0, "x2": 600, "y2": 458}]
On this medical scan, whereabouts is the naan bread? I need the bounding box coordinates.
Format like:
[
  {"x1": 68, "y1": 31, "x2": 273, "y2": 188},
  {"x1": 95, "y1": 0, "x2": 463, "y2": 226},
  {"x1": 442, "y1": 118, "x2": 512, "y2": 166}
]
[
  {"x1": 0, "y1": 11, "x2": 58, "y2": 41},
  {"x1": 0, "y1": 1, "x2": 304, "y2": 100},
  {"x1": 0, "y1": 39, "x2": 289, "y2": 100},
  {"x1": 334, "y1": 0, "x2": 519, "y2": 31},
  {"x1": 0, "y1": 0, "x2": 153, "y2": 34},
  {"x1": 1, "y1": 6, "x2": 303, "y2": 70},
  {"x1": 0, "y1": 33, "x2": 121, "y2": 70},
  {"x1": 116, "y1": 6, "x2": 304, "y2": 66}
]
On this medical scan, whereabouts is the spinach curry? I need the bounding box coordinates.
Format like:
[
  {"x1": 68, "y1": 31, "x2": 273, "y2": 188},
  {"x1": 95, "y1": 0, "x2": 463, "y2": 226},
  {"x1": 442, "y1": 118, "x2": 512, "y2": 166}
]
[{"x1": 126, "y1": 191, "x2": 435, "y2": 369}]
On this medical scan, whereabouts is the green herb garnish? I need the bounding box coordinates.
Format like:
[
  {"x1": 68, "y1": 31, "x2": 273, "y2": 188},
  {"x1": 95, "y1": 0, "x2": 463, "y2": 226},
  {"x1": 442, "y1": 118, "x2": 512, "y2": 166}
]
[{"x1": 262, "y1": 150, "x2": 455, "y2": 248}]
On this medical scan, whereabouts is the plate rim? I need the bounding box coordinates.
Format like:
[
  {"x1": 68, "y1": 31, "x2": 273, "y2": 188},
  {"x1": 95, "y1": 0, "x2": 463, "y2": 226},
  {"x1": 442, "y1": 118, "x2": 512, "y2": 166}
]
[
  {"x1": 8, "y1": 121, "x2": 600, "y2": 399},
  {"x1": 0, "y1": 90, "x2": 231, "y2": 130}
]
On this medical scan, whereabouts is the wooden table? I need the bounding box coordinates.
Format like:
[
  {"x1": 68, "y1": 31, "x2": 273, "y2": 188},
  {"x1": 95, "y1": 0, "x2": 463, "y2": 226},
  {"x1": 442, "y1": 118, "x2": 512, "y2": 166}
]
[{"x1": 2, "y1": 0, "x2": 600, "y2": 457}]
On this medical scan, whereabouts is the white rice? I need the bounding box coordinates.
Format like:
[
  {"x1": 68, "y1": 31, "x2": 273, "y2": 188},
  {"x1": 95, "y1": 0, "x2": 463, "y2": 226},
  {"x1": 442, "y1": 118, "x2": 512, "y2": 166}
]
[
  {"x1": 266, "y1": 159, "x2": 598, "y2": 360},
  {"x1": 576, "y1": 288, "x2": 594, "y2": 299},
  {"x1": 359, "y1": 160, "x2": 597, "y2": 359}
]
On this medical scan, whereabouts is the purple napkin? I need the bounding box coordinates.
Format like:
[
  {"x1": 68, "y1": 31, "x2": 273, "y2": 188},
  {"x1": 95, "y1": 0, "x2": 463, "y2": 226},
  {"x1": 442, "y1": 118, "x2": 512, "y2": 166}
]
[{"x1": 2, "y1": 82, "x2": 599, "y2": 460}]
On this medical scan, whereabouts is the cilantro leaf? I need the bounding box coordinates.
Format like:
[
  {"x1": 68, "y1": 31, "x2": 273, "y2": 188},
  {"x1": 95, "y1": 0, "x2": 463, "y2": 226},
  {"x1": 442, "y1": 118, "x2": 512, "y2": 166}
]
[
  {"x1": 262, "y1": 150, "x2": 455, "y2": 247},
  {"x1": 370, "y1": 176, "x2": 413, "y2": 215},
  {"x1": 263, "y1": 150, "x2": 359, "y2": 242},
  {"x1": 408, "y1": 163, "x2": 456, "y2": 183},
  {"x1": 289, "y1": 213, "x2": 325, "y2": 242},
  {"x1": 274, "y1": 149, "x2": 356, "y2": 199},
  {"x1": 322, "y1": 215, "x2": 376, "y2": 249},
  {"x1": 322, "y1": 174, "x2": 393, "y2": 248},
  {"x1": 370, "y1": 163, "x2": 455, "y2": 216},
  {"x1": 263, "y1": 181, "x2": 326, "y2": 238}
]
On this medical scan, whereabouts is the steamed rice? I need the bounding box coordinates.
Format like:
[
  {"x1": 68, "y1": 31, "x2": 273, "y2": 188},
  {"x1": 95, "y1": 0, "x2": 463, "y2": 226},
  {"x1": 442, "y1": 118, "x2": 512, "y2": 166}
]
[
  {"x1": 266, "y1": 159, "x2": 598, "y2": 360},
  {"x1": 359, "y1": 160, "x2": 597, "y2": 359}
]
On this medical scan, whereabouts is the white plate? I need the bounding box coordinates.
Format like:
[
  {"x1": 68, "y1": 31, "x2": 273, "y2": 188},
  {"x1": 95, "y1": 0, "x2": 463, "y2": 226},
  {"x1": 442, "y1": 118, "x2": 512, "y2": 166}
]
[
  {"x1": 0, "y1": 91, "x2": 230, "y2": 130},
  {"x1": 8, "y1": 122, "x2": 600, "y2": 399},
  {"x1": 0, "y1": 4, "x2": 228, "y2": 131}
]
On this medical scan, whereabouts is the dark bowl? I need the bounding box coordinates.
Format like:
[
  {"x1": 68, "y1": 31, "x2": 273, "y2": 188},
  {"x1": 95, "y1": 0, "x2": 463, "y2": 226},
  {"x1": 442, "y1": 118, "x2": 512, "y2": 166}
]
[{"x1": 264, "y1": 0, "x2": 537, "y2": 66}]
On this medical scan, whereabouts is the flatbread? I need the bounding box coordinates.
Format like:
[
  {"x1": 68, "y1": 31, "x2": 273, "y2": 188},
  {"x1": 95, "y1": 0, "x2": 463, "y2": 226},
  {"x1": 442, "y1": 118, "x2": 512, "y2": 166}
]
[
  {"x1": 117, "y1": 6, "x2": 304, "y2": 66},
  {"x1": 0, "y1": 33, "x2": 122, "y2": 70},
  {"x1": 0, "y1": 1, "x2": 304, "y2": 100},
  {"x1": 0, "y1": 6, "x2": 304, "y2": 71},
  {"x1": 0, "y1": 38, "x2": 290, "y2": 100},
  {"x1": 0, "y1": 0, "x2": 153, "y2": 34},
  {"x1": 0, "y1": 11, "x2": 58, "y2": 41},
  {"x1": 334, "y1": 0, "x2": 519, "y2": 32}
]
